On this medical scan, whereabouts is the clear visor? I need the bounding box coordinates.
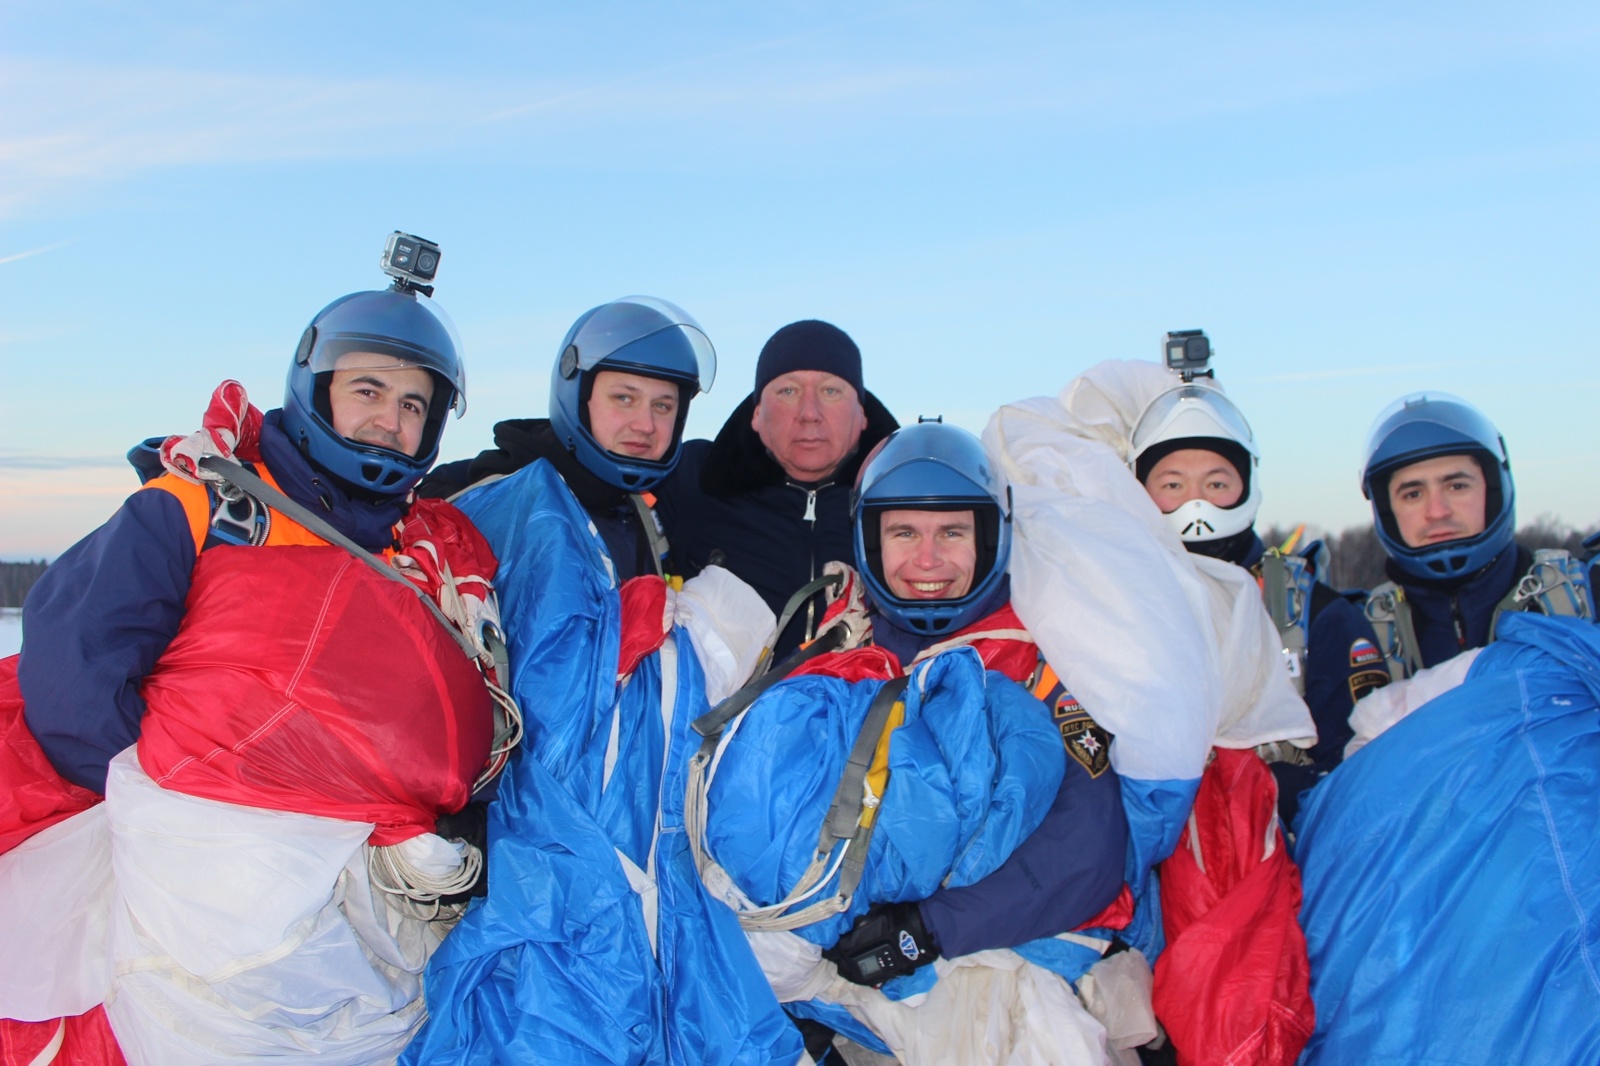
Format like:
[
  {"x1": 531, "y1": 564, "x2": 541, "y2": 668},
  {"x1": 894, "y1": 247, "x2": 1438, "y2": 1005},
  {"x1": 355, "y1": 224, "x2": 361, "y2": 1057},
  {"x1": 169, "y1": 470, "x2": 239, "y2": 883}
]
[
  {"x1": 1361, "y1": 390, "x2": 1477, "y2": 462},
  {"x1": 567, "y1": 296, "x2": 716, "y2": 393},
  {"x1": 310, "y1": 336, "x2": 466, "y2": 418},
  {"x1": 1131, "y1": 384, "x2": 1256, "y2": 457}
]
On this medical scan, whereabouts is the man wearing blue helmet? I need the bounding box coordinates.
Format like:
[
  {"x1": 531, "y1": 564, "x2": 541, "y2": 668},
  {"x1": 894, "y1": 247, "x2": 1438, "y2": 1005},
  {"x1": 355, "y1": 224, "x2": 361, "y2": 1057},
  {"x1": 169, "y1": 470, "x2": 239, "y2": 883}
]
[
  {"x1": 420, "y1": 296, "x2": 713, "y2": 581},
  {"x1": 21, "y1": 284, "x2": 467, "y2": 794},
  {"x1": 817, "y1": 421, "x2": 1127, "y2": 990},
  {"x1": 1361, "y1": 392, "x2": 1595, "y2": 680}
]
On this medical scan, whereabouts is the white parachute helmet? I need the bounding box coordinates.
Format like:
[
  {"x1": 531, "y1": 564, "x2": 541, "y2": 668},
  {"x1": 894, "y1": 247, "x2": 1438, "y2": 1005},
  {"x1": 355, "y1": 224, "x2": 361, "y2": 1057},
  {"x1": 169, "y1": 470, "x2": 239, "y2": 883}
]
[{"x1": 1129, "y1": 381, "x2": 1262, "y2": 543}]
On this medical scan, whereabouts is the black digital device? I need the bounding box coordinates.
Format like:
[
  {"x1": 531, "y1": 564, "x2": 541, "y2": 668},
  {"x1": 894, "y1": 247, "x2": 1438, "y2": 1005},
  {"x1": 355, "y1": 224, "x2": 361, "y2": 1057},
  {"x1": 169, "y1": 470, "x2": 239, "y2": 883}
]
[
  {"x1": 1163, "y1": 329, "x2": 1213, "y2": 382},
  {"x1": 849, "y1": 946, "x2": 892, "y2": 985},
  {"x1": 381, "y1": 231, "x2": 441, "y2": 295}
]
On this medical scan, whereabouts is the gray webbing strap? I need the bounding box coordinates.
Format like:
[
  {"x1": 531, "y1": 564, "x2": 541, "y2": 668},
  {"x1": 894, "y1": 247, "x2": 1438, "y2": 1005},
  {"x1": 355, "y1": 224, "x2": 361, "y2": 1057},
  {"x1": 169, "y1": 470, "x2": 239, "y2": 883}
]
[
  {"x1": 691, "y1": 625, "x2": 847, "y2": 740},
  {"x1": 819, "y1": 675, "x2": 909, "y2": 904},
  {"x1": 754, "y1": 571, "x2": 845, "y2": 677},
  {"x1": 821, "y1": 676, "x2": 909, "y2": 845},
  {"x1": 197, "y1": 456, "x2": 479, "y2": 661},
  {"x1": 627, "y1": 493, "x2": 668, "y2": 579}
]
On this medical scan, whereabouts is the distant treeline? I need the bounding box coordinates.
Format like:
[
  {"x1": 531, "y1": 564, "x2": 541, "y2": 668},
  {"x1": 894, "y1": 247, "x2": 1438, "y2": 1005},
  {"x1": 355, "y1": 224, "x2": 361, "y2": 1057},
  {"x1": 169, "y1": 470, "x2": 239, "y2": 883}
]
[
  {"x1": 1262, "y1": 517, "x2": 1597, "y2": 593},
  {"x1": 1, "y1": 560, "x2": 49, "y2": 609}
]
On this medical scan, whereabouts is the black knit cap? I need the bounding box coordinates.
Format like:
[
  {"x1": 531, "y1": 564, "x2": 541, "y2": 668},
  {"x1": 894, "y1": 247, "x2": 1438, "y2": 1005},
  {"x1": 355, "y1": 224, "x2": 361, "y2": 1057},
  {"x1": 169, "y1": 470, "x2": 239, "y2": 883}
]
[{"x1": 754, "y1": 320, "x2": 864, "y2": 398}]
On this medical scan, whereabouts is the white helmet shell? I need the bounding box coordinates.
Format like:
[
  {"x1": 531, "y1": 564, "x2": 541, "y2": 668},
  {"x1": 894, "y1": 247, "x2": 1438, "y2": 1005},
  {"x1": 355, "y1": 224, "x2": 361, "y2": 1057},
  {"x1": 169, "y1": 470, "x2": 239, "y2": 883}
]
[{"x1": 1129, "y1": 382, "x2": 1262, "y2": 544}]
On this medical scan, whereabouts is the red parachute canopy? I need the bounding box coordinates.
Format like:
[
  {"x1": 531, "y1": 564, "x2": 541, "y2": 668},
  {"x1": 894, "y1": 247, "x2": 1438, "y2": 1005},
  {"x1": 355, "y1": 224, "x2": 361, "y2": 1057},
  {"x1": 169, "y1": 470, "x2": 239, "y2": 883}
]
[
  {"x1": 1155, "y1": 747, "x2": 1315, "y2": 1066},
  {"x1": 137, "y1": 506, "x2": 496, "y2": 846},
  {"x1": 0, "y1": 656, "x2": 101, "y2": 853}
]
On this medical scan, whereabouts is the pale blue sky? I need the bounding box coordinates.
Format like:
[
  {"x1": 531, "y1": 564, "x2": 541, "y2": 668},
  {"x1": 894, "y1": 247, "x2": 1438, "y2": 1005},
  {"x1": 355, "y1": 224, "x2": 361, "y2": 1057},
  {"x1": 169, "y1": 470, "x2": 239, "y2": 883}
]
[{"x1": 2, "y1": 2, "x2": 1597, "y2": 559}]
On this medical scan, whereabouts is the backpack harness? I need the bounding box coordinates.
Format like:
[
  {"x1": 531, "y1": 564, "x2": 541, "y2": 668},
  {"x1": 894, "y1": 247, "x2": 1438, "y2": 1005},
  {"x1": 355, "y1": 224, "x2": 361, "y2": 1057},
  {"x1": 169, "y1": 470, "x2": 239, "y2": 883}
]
[
  {"x1": 1364, "y1": 548, "x2": 1596, "y2": 682},
  {"x1": 1255, "y1": 541, "x2": 1326, "y2": 698}
]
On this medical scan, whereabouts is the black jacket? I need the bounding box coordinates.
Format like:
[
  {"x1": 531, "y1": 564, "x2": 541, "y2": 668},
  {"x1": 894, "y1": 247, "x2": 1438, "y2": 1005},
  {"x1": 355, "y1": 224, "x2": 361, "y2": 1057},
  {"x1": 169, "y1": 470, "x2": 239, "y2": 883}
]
[
  {"x1": 419, "y1": 418, "x2": 660, "y2": 582},
  {"x1": 653, "y1": 391, "x2": 899, "y2": 656}
]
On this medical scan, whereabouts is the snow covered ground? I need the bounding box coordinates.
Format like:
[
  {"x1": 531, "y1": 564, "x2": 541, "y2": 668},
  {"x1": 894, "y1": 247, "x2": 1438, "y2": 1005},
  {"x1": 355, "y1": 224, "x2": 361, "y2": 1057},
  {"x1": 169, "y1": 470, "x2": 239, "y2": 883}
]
[{"x1": 1, "y1": 609, "x2": 21, "y2": 658}]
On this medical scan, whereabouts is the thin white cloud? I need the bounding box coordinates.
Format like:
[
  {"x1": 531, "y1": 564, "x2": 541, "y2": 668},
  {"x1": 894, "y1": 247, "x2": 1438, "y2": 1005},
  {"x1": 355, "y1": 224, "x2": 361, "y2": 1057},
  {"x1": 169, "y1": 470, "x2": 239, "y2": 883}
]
[{"x1": 0, "y1": 242, "x2": 69, "y2": 266}]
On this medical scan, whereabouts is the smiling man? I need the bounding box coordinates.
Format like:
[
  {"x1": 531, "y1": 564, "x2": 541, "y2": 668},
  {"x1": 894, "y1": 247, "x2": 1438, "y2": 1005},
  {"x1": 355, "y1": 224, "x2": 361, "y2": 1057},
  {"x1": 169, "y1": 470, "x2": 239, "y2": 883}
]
[
  {"x1": 811, "y1": 421, "x2": 1126, "y2": 1025},
  {"x1": 328, "y1": 354, "x2": 435, "y2": 455},
  {"x1": 654, "y1": 320, "x2": 899, "y2": 656},
  {"x1": 1360, "y1": 391, "x2": 1596, "y2": 680}
]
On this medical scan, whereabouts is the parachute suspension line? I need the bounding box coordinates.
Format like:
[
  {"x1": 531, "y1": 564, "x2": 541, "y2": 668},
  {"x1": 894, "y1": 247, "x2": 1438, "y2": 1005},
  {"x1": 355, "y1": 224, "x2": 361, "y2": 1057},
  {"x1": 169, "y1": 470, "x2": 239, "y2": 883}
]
[{"x1": 367, "y1": 839, "x2": 484, "y2": 922}]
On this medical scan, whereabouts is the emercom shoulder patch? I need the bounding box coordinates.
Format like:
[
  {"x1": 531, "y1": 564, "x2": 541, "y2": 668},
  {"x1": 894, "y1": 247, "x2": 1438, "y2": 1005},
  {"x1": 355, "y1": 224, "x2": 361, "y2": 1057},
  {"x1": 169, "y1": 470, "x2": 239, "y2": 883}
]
[
  {"x1": 1054, "y1": 690, "x2": 1112, "y2": 779},
  {"x1": 1349, "y1": 668, "x2": 1390, "y2": 704}
]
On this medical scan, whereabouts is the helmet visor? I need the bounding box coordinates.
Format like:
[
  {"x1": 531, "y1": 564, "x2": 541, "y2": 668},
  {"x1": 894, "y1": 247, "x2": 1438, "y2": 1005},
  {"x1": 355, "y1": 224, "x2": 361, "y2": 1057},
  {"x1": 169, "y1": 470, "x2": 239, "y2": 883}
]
[
  {"x1": 1131, "y1": 384, "x2": 1256, "y2": 459},
  {"x1": 309, "y1": 336, "x2": 466, "y2": 418},
  {"x1": 564, "y1": 296, "x2": 716, "y2": 394}
]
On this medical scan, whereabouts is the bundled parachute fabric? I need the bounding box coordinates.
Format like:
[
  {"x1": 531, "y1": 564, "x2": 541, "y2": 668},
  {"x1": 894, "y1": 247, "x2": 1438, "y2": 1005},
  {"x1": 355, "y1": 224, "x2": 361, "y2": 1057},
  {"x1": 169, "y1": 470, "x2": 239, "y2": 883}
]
[
  {"x1": 403, "y1": 461, "x2": 802, "y2": 1066},
  {"x1": 0, "y1": 1008, "x2": 123, "y2": 1066},
  {"x1": 700, "y1": 647, "x2": 1064, "y2": 948},
  {"x1": 1154, "y1": 749, "x2": 1313, "y2": 1065},
  {"x1": 1294, "y1": 613, "x2": 1600, "y2": 1065},
  {"x1": 983, "y1": 361, "x2": 1315, "y2": 1061},
  {"x1": 0, "y1": 491, "x2": 499, "y2": 1063},
  {"x1": 137, "y1": 536, "x2": 495, "y2": 844},
  {"x1": 983, "y1": 360, "x2": 1312, "y2": 883},
  {"x1": 693, "y1": 647, "x2": 1108, "y2": 1062},
  {"x1": 0, "y1": 655, "x2": 99, "y2": 853}
]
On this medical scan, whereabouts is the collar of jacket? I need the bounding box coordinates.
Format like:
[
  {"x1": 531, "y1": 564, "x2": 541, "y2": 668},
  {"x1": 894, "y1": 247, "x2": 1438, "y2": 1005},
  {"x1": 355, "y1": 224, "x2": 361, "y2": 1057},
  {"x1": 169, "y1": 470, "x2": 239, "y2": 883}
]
[
  {"x1": 258, "y1": 409, "x2": 408, "y2": 552},
  {"x1": 697, "y1": 389, "x2": 900, "y2": 497},
  {"x1": 467, "y1": 418, "x2": 635, "y2": 514}
]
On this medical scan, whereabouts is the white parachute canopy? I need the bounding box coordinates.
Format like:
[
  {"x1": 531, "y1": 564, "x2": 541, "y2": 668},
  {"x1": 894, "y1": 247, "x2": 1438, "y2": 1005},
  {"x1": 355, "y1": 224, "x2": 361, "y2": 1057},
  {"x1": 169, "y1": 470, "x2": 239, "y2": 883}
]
[{"x1": 982, "y1": 359, "x2": 1313, "y2": 781}]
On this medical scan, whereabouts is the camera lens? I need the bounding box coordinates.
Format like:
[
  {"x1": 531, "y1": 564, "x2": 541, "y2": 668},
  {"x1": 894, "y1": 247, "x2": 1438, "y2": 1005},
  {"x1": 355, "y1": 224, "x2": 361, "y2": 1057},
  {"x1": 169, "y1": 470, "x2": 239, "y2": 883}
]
[{"x1": 416, "y1": 250, "x2": 439, "y2": 278}]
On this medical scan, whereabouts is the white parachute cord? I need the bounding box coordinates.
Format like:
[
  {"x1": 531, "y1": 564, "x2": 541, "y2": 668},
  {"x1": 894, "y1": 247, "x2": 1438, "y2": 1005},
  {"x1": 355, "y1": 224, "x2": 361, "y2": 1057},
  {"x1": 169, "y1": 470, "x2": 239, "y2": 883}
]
[{"x1": 367, "y1": 839, "x2": 483, "y2": 922}]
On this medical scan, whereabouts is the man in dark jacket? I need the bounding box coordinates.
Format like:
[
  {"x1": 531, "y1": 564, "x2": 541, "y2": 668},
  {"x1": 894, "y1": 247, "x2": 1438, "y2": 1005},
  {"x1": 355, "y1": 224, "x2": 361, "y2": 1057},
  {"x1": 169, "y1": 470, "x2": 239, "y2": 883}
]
[
  {"x1": 653, "y1": 320, "x2": 898, "y2": 656},
  {"x1": 420, "y1": 296, "x2": 715, "y2": 583},
  {"x1": 1359, "y1": 391, "x2": 1596, "y2": 679}
]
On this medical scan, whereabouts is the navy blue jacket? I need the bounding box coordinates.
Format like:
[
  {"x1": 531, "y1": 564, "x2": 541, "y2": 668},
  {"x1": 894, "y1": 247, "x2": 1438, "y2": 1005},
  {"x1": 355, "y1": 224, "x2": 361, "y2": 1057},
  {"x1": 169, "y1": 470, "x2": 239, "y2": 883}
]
[
  {"x1": 1390, "y1": 542, "x2": 1531, "y2": 671},
  {"x1": 653, "y1": 391, "x2": 899, "y2": 657},
  {"x1": 420, "y1": 418, "x2": 658, "y2": 582},
  {"x1": 1225, "y1": 536, "x2": 1390, "y2": 828},
  {"x1": 872, "y1": 610, "x2": 1128, "y2": 958},
  {"x1": 19, "y1": 412, "x2": 407, "y2": 793}
]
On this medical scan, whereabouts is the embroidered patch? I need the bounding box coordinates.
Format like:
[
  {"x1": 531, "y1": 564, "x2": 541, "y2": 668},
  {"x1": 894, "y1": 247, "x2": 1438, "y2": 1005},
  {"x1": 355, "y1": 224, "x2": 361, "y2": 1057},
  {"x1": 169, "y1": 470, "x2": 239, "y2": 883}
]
[
  {"x1": 1054, "y1": 690, "x2": 1111, "y2": 778},
  {"x1": 1349, "y1": 638, "x2": 1383, "y2": 669},
  {"x1": 1349, "y1": 669, "x2": 1390, "y2": 704},
  {"x1": 898, "y1": 929, "x2": 920, "y2": 961}
]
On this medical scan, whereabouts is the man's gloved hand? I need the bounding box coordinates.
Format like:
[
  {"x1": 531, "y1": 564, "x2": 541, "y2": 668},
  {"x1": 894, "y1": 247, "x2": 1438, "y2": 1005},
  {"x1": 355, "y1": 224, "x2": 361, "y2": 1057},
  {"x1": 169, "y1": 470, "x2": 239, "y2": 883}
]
[
  {"x1": 822, "y1": 901, "x2": 939, "y2": 987},
  {"x1": 435, "y1": 801, "x2": 491, "y2": 902}
]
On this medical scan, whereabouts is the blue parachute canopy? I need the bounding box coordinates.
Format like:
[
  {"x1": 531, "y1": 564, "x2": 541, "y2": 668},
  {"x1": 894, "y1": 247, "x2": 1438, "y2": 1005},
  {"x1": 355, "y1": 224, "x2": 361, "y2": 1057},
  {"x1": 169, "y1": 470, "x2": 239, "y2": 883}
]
[{"x1": 1294, "y1": 613, "x2": 1600, "y2": 1064}]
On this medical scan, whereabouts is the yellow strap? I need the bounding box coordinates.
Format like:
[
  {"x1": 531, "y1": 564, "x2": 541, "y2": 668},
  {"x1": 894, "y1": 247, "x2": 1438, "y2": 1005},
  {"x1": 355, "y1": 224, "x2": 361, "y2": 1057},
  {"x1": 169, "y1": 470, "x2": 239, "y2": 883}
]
[{"x1": 859, "y1": 700, "x2": 906, "y2": 830}]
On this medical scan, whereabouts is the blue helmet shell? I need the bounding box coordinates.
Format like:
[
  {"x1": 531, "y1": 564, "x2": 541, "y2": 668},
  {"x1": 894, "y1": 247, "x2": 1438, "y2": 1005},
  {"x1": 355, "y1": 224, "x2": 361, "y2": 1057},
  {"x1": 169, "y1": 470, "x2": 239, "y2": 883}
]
[
  {"x1": 548, "y1": 296, "x2": 716, "y2": 493},
  {"x1": 1361, "y1": 391, "x2": 1514, "y2": 580},
  {"x1": 281, "y1": 288, "x2": 466, "y2": 497},
  {"x1": 853, "y1": 421, "x2": 1012, "y2": 636}
]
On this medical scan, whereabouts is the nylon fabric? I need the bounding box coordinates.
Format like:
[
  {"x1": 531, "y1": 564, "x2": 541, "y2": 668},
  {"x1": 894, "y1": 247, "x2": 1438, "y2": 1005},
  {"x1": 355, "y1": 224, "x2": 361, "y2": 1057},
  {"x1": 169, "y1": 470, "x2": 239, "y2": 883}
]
[
  {"x1": 702, "y1": 648, "x2": 1065, "y2": 949},
  {"x1": 0, "y1": 656, "x2": 100, "y2": 852},
  {"x1": 1295, "y1": 613, "x2": 1600, "y2": 1064},
  {"x1": 982, "y1": 361, "x2": 1316, "y2": 1063},
  {"x1": 135, "y1": 540, "x2": 493, "y2": 845},
  {"x1": 402, "y1": 460, "x2": 803, "y2": 1065},
  {"x1": 1153, "y1": 748, "x2": 1313, "y2": 1065}
]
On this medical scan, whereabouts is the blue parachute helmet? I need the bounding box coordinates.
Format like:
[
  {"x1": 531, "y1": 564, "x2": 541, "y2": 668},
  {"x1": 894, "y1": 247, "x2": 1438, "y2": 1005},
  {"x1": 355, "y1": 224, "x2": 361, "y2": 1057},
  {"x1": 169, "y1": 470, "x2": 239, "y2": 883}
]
[
  {"x1": 549, "y1": 296, "x2": 716, "y2": 493},
  {"x1": 282, "y1": 288, "x2": 465, "y2": 497},
  {"x1": 1361, "y1": 391, "x2": 1514, "y2": 580},
  {"x1": 853, "y1": 421, "x2": 1012, "y2": 636}
]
